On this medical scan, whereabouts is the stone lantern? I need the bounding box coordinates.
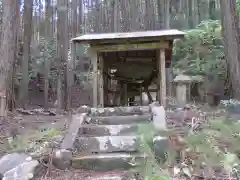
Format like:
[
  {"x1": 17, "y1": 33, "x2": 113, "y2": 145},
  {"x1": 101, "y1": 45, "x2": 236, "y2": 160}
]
[{"x1": 174, "y1": 74, "x2": 192, "y2": 107}]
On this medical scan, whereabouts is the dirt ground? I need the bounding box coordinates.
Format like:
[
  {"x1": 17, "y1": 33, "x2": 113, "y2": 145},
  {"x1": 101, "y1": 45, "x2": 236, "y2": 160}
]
[
  {"x1": 0, "y1": 104, "x2": 235, "y2": 179},
  {"x1": 0, "y1": 110, "x2": 69, "y2": 156}
]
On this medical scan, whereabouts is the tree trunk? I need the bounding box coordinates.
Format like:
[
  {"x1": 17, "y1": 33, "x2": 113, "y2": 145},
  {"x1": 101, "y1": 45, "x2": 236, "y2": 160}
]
[
  {"x1": 164, "y1": 0, "x2": 170, "y2": 29},
  {"x1": 7, "y1": 0, "x2": 20, "y2": 111},
  {"x1": 44, "y1": 0, "x2": 52, "y2": 109},
  {"x1": 57, "y1": 0, "x2": 69, "y2": 110},
  {"x1": 19, "y1": 0, "x2": 33, "y2": 108},
  {"x1": 67, "y1": 0, "x2": 78, "y2": 111},
  {"x1": 77, "y1": 0, "x2": 83, "y2": 34},
  {"x1": 209, "y1": 0, "x2": 216, "y2": 20},
  {"x1": 220, "y1": 0, "x2": 240, "y2": 99},
  {"x1": 188, "y1": 0, "x2": 194, "y2": 28},
  {"x1": 0, "y1": 0, "x2": 18, "y2": 116}
]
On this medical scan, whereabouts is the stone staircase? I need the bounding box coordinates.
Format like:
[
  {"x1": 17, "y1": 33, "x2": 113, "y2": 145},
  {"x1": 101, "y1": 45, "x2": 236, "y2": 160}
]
[{"x1": 56, "y1": 106, "x2": 165, "y2": 180}]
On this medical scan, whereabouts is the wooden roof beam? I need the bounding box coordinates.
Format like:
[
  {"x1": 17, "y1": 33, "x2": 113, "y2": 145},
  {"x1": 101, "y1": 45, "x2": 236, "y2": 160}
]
[{"x1": 91, "y1": 41, "x2": 169, "y2": 52}]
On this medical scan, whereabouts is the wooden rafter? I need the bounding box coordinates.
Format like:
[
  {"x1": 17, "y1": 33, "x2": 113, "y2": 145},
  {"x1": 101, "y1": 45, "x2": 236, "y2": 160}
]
[{"x1": 91, "y1": 42, "x2": 169, "y2": 52}]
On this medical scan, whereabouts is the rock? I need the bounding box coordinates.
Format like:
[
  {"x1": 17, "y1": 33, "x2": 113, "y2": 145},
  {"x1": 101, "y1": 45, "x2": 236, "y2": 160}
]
[
  {"x1": 76, "y1": 105, "x2": 91, "y2": 114},
  {"x1": 3, "y1": 160, "x2": 39, "y2": 180},
  {"x1": 153, "y1": 136, "x2": 168, "y2": 163},
  {"x1": 0, "y1": 153, "x2": 39, "y2": 180},
  {"x1": 0, "y1": 153, "x2": 30, "y2": 176},
  {"x1": 52, "y1": 149, "x2": 72, "y2": 170},
  {"x1": 149, "y1": 102, "x2": 167, "y2": 131},
  {"x1": 141, "y1": 92, "x2": 150, "y2": 106}
]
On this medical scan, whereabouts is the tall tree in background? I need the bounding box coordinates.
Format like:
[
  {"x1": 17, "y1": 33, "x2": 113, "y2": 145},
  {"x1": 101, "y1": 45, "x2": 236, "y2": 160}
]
[
  {"x1": 187, "y1": 0, "x2": 194, "y2": 28},
  {"x1": 0, "y1": 0, "x2": 18, "y2": 116},
  {"x1": 220, "y1": 0, "x2": 240, "y2": 99},
  {"x1": 0, "y1": 0, "x2": 231, "y2": 110},
  {"x1": 20, "y1": 0, "x2": 33, "y2": 108},
  {"x1": 57, "y1": 0, "x2": 69, "y2": 109},
  {"x1": 67, "y1": 0, "x2": 78, "y2": 110},
  {"x1": 44, "y1": 0, "x2": 52, "y2": 109},
  {"x1": 209, "y1": 0, "x2": 216, "y2": 20},
  {"x1": 7, "y1": 0, "x2": 21, "y2": 110}
]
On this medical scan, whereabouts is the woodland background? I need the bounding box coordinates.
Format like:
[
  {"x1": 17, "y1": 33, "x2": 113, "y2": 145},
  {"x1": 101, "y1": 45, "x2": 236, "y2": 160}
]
[{"x1": 0, "y1": 0, "x2": 239, "y2": 113}]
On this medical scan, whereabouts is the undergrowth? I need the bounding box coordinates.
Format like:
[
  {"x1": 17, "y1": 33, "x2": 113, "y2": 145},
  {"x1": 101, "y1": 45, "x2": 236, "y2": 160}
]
[
  {"x1": 8, "y1": 128, "x2": 63, "y2": 156},
  {"x1": 136, "y1": 118, "x2": 240, "y2": 180}
]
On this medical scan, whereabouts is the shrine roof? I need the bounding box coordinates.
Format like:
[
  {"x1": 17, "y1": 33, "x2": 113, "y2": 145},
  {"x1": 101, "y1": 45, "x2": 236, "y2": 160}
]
[{"x1": 72, "y1": 29, "x2": 185, "y2": 44}]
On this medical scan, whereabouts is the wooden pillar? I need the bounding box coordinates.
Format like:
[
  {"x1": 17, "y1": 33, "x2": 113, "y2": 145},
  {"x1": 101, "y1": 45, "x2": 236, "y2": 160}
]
[
  {"x1": 140, "y1": 86, "x2": 143, "y2": 105},
  {"x1": 120, "y1": 82, "x2": 124, "y2": 106},
  {"x1": 103, "y1": 66, "x2": 108, "y2": 106},
  {"x1": 157, "y1": 49, "x2": 167, "y2": 107},
  {"x1": 90, "y1": 49, "x2": 98, "y2": 107},
  {"x1": 98, "y1": 53, "x2": 104, "y2": 107},
  {"x1": 107, "y1": 68, "x2": 112, "y2": 105},
  {"x1": 123, "y1": 83, "x2": 128, "y2": 105}
]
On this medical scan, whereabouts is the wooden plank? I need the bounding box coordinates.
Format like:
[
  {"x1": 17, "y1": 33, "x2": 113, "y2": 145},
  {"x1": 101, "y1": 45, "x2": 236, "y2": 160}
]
[
  {"x1": 156, "y1": 51, "x2": 160, "y2": 102},
  {"x1": 140, "y1": 86, "x2": 143, "y2": 105},
  {"x1": 75, "y1": 34, "x2": 182, "y2": 45},
  {"x1": 107, "y1": 88, "x2": 158, "y2": 94},
  {"x1": 126, "y1": 57, "x2": 153, "y2": 62},
  {"x1": 111, "y1": 76, "x2": 144, "y2": 83},
  {"x1": 89, "y1": 49, "x2": 98, "y2": 107},
  {"x1": 98, "y1": 53, "x2": 104, "y2": 107},
  {"x1": 109, "y1": 61, "x2": 154, "y2": 69},
  {"x1": 92, "y1": 42, "x2": 169, "y2": 52},
  {"x1": 160, "y1": 49, "x2": 166, "y2": 107}
]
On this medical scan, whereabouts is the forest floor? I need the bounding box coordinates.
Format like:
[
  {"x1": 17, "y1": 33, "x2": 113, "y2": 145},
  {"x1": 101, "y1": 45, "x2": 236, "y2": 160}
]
[
  {"x1": 0, "y1": 109, "x2": 98, "y2": 179},
  {"x1": 0, "y1": 102, "x2": 237, "y2": 179},
  {"x1": 0, "y1": 111, "x2": 67, "y2": 156}
]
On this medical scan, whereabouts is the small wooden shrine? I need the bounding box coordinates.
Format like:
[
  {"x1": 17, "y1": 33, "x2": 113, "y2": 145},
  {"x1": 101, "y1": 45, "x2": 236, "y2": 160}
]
[{"x1": 71, "y1": 30, "x2": 185, "y2": 108}]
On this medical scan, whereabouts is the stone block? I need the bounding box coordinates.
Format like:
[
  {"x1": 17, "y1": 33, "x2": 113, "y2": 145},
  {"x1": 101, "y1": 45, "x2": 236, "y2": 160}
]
[
  {"x1": 153, "y1": 136, "x2": 168, "y2": 163},
  {"x1": 90, "y1": 106, "x2": 149, "y2": 116},
  {"x1": 87, "y1": 115, "x2": 150, "y2": 125},
  {"x1": 74, "y1": 136, "x2": 139, "y2": 153},
  {"x1": 72, "y1": 153, "x2": 145, "y2": 171},
  {"x1": 149, "y1": 103, "x2": 167, "y2": 131},
  {"x1": 80, "y1": 124, "x2": 142, "y2": 136},
  {"x1": 52, "y1": 149, "x2": 72, "y2": 170}
]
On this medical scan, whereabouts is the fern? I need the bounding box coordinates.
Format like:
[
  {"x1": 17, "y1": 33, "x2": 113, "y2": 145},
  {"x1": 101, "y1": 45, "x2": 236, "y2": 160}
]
[
  {"x1": 136, "y1": 124, "x2": 171, "y2": 179},
  {"x1": 137, "y1": 117, "x2": 240, "y2": 179}
]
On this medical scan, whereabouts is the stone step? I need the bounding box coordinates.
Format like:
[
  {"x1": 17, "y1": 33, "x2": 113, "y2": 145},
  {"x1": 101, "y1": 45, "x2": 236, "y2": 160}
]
[
  {"x1": 85, "y1": 171, "x2": 139, "y2": 180},
  {"x1": 89, "y1": 106, "x2": 150, "y2": 116},
  {"x1": 74, "y1": 135, "x2": 139, "y2": 153},
  {"x1": 80, "y1": 124, "x2": 147, "y2": 137},
  {"x1": 86, "y1": 114, "x2": 150, "y2": 125},
  {"x1": 72, "y1": 152, "x2": 145, "y2": 171}
]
